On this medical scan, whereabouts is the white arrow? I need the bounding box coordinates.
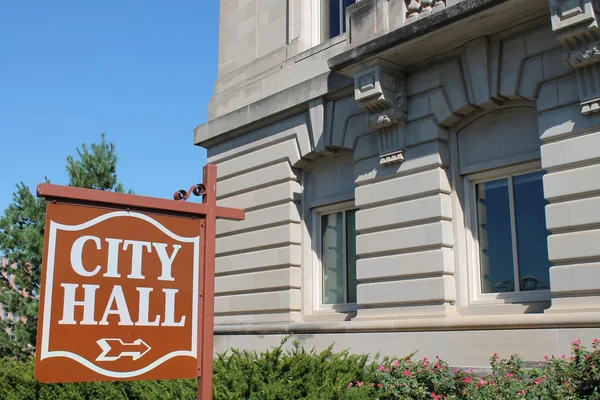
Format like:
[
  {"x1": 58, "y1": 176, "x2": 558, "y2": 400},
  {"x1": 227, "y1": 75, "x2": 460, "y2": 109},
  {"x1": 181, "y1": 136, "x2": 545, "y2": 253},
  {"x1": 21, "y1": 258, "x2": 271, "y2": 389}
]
[{"x1": 95, "y1": 338, "x2": 151, "y2": 362}]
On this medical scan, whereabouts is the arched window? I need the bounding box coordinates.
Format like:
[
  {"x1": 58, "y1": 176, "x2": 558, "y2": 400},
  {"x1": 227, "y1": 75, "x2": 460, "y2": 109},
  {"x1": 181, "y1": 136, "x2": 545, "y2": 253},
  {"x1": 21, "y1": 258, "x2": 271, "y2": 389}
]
[
  {"x1": 457, "y1": 106, "x2": 551, "y2": 304},
  {"x1": 304, "y1": 153, "x2": 358, "y2": 313}
]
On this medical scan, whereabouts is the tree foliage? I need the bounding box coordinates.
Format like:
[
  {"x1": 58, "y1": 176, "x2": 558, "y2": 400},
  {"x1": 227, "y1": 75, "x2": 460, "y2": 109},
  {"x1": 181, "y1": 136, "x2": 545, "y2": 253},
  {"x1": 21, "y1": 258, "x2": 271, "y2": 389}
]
[
  {"x1": 0, "y1": 133, "x2": 130, "y2": 359},
  {"x1": 66, "y1": 132, "x2": 131, "y2": 193}
]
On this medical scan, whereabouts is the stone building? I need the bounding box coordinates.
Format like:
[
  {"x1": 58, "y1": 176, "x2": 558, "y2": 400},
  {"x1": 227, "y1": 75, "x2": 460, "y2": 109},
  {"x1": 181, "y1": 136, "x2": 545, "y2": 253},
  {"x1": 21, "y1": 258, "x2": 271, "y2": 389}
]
[{"x1": 195, "y1": 0, "x2": 600, "y2": 366}]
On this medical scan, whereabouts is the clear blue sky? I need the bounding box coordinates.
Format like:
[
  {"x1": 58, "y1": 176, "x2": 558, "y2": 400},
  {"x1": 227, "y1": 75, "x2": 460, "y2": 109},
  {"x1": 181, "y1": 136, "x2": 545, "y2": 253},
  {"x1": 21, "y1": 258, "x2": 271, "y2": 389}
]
[{"x1": 0, "y1": 1, "x2": 218, "y2": 213}]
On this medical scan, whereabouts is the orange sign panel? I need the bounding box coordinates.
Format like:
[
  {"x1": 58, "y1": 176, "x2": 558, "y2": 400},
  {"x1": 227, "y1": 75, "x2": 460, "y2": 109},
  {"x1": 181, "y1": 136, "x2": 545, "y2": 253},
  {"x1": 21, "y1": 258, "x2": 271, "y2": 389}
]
[{"x1": 35, "y1": 202, "x2": 202, "y2": 383}]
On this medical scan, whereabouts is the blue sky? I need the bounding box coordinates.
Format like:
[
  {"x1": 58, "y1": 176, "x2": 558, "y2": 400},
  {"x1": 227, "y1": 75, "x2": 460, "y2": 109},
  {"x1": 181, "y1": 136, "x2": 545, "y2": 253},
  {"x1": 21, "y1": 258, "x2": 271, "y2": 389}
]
[{"x1": 0, "y1": 1, "x2": 218, "y2": 213}]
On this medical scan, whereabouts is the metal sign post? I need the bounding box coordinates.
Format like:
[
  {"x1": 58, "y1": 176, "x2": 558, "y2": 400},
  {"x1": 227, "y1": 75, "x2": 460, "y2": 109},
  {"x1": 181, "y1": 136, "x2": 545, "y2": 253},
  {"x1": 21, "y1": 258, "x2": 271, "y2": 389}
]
[{"x1": 34, "y1": 164, "x2": 243, "y2": 399}]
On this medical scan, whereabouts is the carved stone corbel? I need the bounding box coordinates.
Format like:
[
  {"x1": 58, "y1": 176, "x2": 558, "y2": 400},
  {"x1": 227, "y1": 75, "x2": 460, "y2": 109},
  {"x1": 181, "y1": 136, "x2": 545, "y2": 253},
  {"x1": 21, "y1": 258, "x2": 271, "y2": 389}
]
[
  {"x1": 550, "y1": 0, "x2": 600, "y2": 115},
  {"x1": 354, "y1": 66, "x2": 407, "y2": 165}
]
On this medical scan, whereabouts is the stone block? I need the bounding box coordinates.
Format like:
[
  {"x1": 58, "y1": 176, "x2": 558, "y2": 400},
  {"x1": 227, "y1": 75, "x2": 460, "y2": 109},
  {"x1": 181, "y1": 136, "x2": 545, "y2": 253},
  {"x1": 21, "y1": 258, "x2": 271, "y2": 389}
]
[
  {"x1": 217, "y1": 202, "x2": 301, "y2": 235},
  {"x1": 216, "y1": 267, "x2": 301, "y2": 295},
  {"x1": 539, "y1": 104, "x2": 600, "y2": 142},
  {"x1": 519, "y1": 57, "x2": 543, "y2": 99},
  {"x1": 550, "y1": 263, "x2": 600, "y2": 294},
  {"x1": 500, "y1": 35, "x2": 526, "y2": 99},
  {"x1": 357, "y1": 276, "x2": 456, "y2": 306},
  {"x1": 356, "y1": 167, "x2": 451, "y2": 205},
  {"x1": 546, "y1": 196, "x2": 600, "y2": 231},
  {"x1": 356, "y1": 194, "x2": 452, "y2": 231},
  {"x1": 541, "y1": 130, "x2": 600, "y2": 170},
  {"x1": 216, "y1": 138, "x2": 301, "y2": 179},
  {"x1": 357, "y1": 248, "x2": 455, "y2": 281},
  {"x1": 353, "y1": 132, "x2": 379, "y2": 161},
  {"x1": 405, "y1": 117, "x2": 449, "y2": 148},
  {"x1": 217, "y1": 181, "x2": 301, "y2": 210},
  {"x1": 543, "y1": 164, "x2": 600, "y2": 200},
  {"x1": 525, "y1": 26, "x2": 560, "y2": 58},
  {"x1": 216, "y1": 223, "x2": 302, "y2": 255},
  {"x1": 355, "y1": 141, "x2": 449, "y2": 185},
  {"x1": 216, "y1": 245, "x2": 302, "y2": 275},
  {"x1": 215, "y1": 289, "x2": 301, "y2": 314},
  {"x1": 356, "y1": 221, "x2": 454, "y2": 256},
  {"x1": 548, "y1": 229, "x2": 600, "y2": 262},
  {"x1": 207, "y1": 114, "x2": 310, "y2": 163},
  {"x1": 217, "y1": 162, "x2": 298, "y2": 199}
]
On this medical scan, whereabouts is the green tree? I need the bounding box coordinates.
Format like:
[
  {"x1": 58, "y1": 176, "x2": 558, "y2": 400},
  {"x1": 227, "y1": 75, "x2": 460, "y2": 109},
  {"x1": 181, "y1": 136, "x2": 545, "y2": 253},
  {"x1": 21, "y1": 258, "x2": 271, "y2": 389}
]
[
  {"x1": 66, "y1": 132, "x2": 132, "y2": 193},
  {"x1": 0, "y1": 133, "x2": 131, "y2": 359}
]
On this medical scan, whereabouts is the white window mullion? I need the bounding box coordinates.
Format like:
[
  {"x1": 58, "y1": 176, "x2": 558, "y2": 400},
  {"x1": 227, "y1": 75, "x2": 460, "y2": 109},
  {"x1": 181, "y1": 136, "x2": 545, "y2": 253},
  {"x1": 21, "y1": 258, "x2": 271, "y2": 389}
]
[{"x1": 507, "y1": 176, "x2": 520, "y2": 293}]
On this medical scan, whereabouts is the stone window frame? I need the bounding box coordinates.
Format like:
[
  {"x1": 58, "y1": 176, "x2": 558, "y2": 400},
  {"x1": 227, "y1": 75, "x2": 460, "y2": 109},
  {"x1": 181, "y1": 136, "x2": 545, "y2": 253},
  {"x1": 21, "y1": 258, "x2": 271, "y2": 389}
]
[
  {"x1": 312, "y1": 0, "x2": 357, "y2": 45},
  {"x1": 301, "y1": 153, "x2": 358, "y2": 320},
  {"x1": 463, "y1": 161, "x2": 552, "y2": 306},
  {"x1": 311, "y1": 200, "x2": 358, "y2": 314}
]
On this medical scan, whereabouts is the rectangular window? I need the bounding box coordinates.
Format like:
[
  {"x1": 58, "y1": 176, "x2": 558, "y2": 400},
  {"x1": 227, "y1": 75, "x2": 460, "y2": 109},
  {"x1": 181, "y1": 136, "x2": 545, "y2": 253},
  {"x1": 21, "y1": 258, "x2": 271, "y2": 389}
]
[
  {"x1": 321, "y1": 0, "x2": 356, "y2": 41},
  {"x1": 319, "y1": 208, "x2": 358, "y2": 306},
  {"x1": 474, "y1": 170, "x2": 550, "y2": 296}
]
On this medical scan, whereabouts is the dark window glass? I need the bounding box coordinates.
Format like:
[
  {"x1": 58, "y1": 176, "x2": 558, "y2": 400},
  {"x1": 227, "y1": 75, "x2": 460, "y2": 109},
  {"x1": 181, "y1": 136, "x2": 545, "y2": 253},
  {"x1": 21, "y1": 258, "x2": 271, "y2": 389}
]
[
  {"x1": 346, "y1": 209, "x2": 358, "y2": 303},
  {"x1": 514, "y1": 171, "x2": 550, "y2": 291},
  {"x1": 476, "y1": 179, "x2": 515, "y2": 293},
  {"x1": 328, "y1": 0, "x2": 341, "y2": 39}
]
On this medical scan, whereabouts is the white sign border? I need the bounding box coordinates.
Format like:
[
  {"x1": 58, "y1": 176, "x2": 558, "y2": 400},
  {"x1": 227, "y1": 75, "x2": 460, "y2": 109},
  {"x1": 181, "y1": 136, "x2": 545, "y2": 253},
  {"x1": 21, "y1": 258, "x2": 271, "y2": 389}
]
[{"x1": 40, "y1": 210, "x2": 200, "y2": 379}]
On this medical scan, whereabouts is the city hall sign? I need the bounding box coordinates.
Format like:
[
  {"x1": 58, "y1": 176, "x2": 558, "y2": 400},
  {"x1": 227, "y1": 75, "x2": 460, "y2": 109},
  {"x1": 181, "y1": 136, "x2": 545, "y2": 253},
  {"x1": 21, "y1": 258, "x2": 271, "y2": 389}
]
[{"x1": 34, "y1": 165, "x2": 244, "y2": 399}]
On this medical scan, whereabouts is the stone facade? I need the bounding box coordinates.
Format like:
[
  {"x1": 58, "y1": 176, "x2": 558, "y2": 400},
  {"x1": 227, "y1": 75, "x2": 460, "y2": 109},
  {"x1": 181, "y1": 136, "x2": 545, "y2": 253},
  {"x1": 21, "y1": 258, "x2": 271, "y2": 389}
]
[{"x1": 196, "y1": 0, "x2": 600, "y2": 367}]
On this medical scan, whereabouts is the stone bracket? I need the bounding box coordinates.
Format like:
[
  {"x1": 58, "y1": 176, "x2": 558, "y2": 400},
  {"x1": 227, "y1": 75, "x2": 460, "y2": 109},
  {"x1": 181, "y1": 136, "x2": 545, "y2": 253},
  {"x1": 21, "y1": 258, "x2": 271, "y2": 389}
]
[
  {"x1": 550, "y1": 0, "x2": 600, "y2": 115},
  {"x1": 354, "y1": 66, "x2": 408, "y2": 165}
]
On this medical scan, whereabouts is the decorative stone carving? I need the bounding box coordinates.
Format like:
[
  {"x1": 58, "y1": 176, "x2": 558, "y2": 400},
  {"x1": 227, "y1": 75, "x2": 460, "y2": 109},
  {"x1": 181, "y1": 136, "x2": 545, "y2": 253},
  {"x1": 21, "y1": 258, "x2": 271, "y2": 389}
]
[
  {"x1": 405, "y1": 0, "x2": 445, "y2": 24},
  {"x1": 354, "y1": 66, "x2": 407, "y2": 166},
  {"x1": 406, "y1": 0, "x2": 421, "y2": 23},
  {"x1": 563, "y1": 41, "x2": 600, "y2": 68},
  {"x1": 549, "y1": 0, "x2": 600, "y2": 114}
]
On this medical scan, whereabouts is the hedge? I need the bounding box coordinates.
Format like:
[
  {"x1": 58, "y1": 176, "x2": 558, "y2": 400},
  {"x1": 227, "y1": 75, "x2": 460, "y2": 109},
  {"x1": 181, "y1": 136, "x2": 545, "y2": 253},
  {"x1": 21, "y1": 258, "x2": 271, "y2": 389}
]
[{"x1": 1, "y1": 336, "x2": 599, "y2": 399}]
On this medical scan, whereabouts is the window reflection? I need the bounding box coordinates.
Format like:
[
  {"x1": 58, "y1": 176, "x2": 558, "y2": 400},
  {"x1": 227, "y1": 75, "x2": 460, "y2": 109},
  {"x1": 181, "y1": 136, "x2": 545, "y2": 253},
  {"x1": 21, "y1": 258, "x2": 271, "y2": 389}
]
[
  {"x1": 476, "y1": 179, "x2": 514, "y2": 293},
  {"x1": 475, "y1": 171, "x2": 550, "y2": 294}
]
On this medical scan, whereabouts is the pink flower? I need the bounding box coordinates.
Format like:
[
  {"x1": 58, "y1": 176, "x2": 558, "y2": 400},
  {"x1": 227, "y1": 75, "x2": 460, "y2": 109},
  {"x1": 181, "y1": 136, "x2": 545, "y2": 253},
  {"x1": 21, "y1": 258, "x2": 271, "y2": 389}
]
[
  {"x1": 348, "y1": 383, "x2": 353, "y2": 388},
  {"x1": 392, "y1": 360, "x2": 399, "y2": 368},
  {"x1": 518, "y1": 389, "x2": 527, "y2": 396},
  {"x1": 507, "y1": 373, "x2": 514, "y2": 378},
  {"x1": 476, "y1": 379, "x2": 487, "y2": 388},
  {"x1": 463, "y1": 378, "x2": 473, "y2": 384},
  {"x1": 377, "y1": 383, "x2": 382, "y2": 388},
  {"x1": 562, "y1": 354, "x2": 566, "y2": 358},
  {"x1": 357, "y1": 381, "x2": 364, "y2": 388},
  {"x1": 403, "y1": 370, "x2": 411, "y2": 376},
  {"x1": 544, "y1": 355, "x2": 549, "y2": 360},
  {"x1": 535, "y1": 379, "x2": 542, "y2": 385},
  {"x1": 378, "y1": 365, "x2": 385, "y2": 371},
  {"x1": 453, "y1": 369, "x2": 460, "y2": 374},
  {"x1": 493, "y1": 352, "x2": 498, "y2": 357}
]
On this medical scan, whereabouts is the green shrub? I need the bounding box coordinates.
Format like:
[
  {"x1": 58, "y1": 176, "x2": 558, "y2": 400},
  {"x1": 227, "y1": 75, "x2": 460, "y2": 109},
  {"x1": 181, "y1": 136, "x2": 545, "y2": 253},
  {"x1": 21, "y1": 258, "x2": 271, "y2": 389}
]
[
  {"x1": 347, "y1": 338, "x2": 600, "y2": 399},
  {"x1": 213, "y1": 335, "x2": 379, "y2": 400},
  {"x1": 0, "y1": 336, "x2": 599, "y2": 399}
]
